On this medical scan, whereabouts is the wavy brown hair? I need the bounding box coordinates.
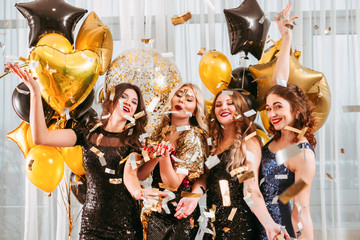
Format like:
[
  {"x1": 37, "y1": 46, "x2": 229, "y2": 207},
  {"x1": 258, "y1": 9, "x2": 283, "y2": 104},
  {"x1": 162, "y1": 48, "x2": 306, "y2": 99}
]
[
  {"x1": 209, "y1": 89, "x2": 259, "y2": 173},
  {"x1": 100, "y1": 83, "x2": 147, "y2": 147},
  {"x1": 265, "y1": 83, "x2": 317, "y2": 148}
]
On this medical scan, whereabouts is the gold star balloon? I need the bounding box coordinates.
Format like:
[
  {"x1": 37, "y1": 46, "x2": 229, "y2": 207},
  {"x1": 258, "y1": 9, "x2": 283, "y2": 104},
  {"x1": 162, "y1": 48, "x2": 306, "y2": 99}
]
[
  {"x1": 7, "y1": 121, "x2": 33, "y2": 157},
  {"x1": 249, "y1": 53, "x2": 331, "y2": 131},
  {"x1": 259, "y1": 38, "x2": 301, "y2": 64}
]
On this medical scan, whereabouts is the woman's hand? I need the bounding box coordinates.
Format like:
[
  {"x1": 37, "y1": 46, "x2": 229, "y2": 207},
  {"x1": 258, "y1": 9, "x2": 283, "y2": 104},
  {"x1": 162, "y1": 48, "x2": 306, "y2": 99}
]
[
  {"x1": 6, "y1": 62, "x2": 40, "y2": 93},
  {"x1": 174, "y1": 196, "x2": 200, "y2": 219},
  {"x1": 275, "y1": 3, "x2": 298, "y2": 38},
  {"x1": 132, "y1": 188, "x2": 168, "y2": 200}
]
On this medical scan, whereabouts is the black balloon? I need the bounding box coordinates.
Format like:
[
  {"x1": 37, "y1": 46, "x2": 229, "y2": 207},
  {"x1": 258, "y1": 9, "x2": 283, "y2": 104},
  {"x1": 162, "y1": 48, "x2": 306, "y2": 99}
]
[
  {"x1": 234, "y1": 88, "x2": 258, "y2": 112},
  {"x1": 228, "y1": 67, "x2": 257, "y2": 98},
  {"x1": 70, "y1": 172, "x2": 87, "y2": 205},
  {"x1": 12, "y1": 83, "x2": 55, "y2": 123},
  {"x1": 70, "y1": 90, "x2": 95, "y2": 119},
  {"x1": 224, "y1": 0, "x2": 270, "y2": 59},
  {"x1": 15, "y1": 0, "x2": 87, "y2": 47}
]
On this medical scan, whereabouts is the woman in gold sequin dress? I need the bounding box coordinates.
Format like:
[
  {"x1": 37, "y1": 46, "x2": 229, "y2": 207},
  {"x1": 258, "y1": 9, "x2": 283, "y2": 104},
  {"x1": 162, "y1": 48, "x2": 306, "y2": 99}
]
[
  {"x1": 135, "y1": 83, "x2": 208, "y2": 240},
  {"x1": 6, "y1": 62, "x2": 155, "y2": 240}
]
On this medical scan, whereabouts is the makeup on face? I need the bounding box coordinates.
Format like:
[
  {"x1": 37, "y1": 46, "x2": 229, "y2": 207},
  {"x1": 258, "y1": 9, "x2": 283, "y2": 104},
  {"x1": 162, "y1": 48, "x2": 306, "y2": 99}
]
[{"x1": 266, "y1": 94, "x2": 295, "y2": 130}]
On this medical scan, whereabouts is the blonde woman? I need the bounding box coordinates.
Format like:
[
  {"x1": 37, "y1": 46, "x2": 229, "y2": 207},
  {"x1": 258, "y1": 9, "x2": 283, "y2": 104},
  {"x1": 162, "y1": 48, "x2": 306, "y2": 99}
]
[{"x1": 137, "y1": 83, "x2": 208, "y2": 239}]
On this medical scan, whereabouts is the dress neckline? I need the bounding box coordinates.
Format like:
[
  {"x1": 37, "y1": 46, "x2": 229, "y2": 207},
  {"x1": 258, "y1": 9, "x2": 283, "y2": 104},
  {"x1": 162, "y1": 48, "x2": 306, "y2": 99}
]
[{"x1": 98, "y1": 127, "x2": 123, "y2": 137}]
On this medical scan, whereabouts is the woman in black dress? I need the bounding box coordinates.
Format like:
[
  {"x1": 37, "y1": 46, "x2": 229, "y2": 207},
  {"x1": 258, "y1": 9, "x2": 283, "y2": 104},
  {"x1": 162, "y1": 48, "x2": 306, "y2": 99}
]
[{"x1": 7, "y1": 62, "x2": 151, "y2": 239}]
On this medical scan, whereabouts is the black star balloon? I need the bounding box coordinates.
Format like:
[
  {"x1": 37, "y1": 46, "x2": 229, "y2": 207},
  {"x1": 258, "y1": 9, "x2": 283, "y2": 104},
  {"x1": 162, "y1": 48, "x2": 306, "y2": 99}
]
[
  {"x1": 224, "y1": 0, "x2": 270, "y2": 59},
  {"x1": 16, "y1": 0, "x2": 87, "y2": 47}
]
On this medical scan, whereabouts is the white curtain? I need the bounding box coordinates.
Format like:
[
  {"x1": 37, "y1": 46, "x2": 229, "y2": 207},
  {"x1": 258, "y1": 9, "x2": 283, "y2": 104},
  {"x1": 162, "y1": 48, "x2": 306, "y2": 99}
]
[{"x1": 0, "y1": 0, "x2": 359, "y2": 239}]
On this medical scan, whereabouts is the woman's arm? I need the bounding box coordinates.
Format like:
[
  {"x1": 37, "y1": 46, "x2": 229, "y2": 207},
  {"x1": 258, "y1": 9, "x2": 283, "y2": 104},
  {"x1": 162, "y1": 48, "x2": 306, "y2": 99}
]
[
  {"x1": 289, "y1": 149, "x2": 316, "y2": 240},
  {"x1": 7, "y1": 63, "x2": 77, "y2": 147},
  {"x1": 158, "y1": 147, "x2": 187, "y2": 188},
  {"x1": 243, "y1": 138, "x2": 283, "y2": 239},
  {"x1": 174, "y1": 172, "x2": 207, "y2": 219},
  {"x1": 272, "y1": 3, "x2": 298, "y2": 85}
]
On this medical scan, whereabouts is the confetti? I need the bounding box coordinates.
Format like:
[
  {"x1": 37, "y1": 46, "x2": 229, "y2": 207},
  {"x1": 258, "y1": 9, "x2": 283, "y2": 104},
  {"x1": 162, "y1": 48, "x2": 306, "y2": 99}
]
[
  {"x1": 89, "y1": 122, "x2": 103, "y2": 133},
  {"x1": 138, "y1": 132, "x2": 151, "y2": 142},
  {"x1": 222, "y1": 227, "x2": 230, "y2": 232},
  {"x1": 294, "y1": 201, "x2": 303, "y2": 220},
  {"x1": 198, "y1": 215, "x2": 204, "y2": 223},
  {"x1": 252, "y1": 76, "x2": 266, "y2": 83},
  {"x1": 134, "y1": 110, "x2": 146, "y2": 119},
  {"x1": 146, "y1": 97, "x2": 160, "y2": 113},
  {"x1": 342, "y1": 105, "x2": 360, "y2": 112},
  {"x1": 227, "y1": 208, "x2": 237, "y2": 221},
  {"x1": 259, "y1": 178, "x2": 265, "y2": 186},
  {"x1": 171, "y1": 155, "x2": 185, "y2": 162},
  {"x1": 243, "y1": 195, "x2": 256, "y2": 207},
  {"x1": 96, "y1": 133, "x2": 104, "y2": 146},
  {"x1": 277, "y1": 78, "x2": 287, "y2": 87},
  {"x1": 162, "y1": 190, "x2": 176, "y2": 214},
  {"x1": 203, "y1": 211, "x2": 215, "y2": 218},
  {"x1": 159, "y1": 183, "x2": 178, "y2": 192},
  {"x1": 222, "y1": 90, "x2": 233, "y2": 95},
  {"x1": 141, "y1": 38, "x2": 155, "y2": 44},
  {"x1": 230, "y1": 165, "x2": 248, "y2": 177},
  {"x1": 142, "y1": 149, "x2": 150, "y2": 162},
  {"x1": 275, "y1": 174, "x2": 288, "y2": 180},
  {"x1": 279, "y1": 179, "x2": 308, "y2": 204},
  {"x1": 203, "y1": 0, "x2": 216, "y2": 11},
  {"x1": 176, "y1": 168, "x2": 189, "y2": 175},
  {"x1": 219, "y1": 180, "x2": 231, "y2": 206},
  {"x1": 326, "y1": 173, "x2": 334, "y2": 179},
  {"x1": 272, "y1": 195, "x2": 279, "y2": 204},
  {"x1": 325, "y1": 26, "x2": 332, "y2": 34},
  {"x1": 98, "y1": 156, "x2": 106, "y2": 166},
  {"x1": 81, "y1": 52, "x2": 94, "y2": 62},
  {"x1": 259, "y1": 15, "x2": 266, "y2": 24},
  {"x1": 233, "y1": 112, "x2": 242, "y2": 120},
  {"x1": 205, "y1": 155, "x2": 220, "y2": 169},
  {"x1": 197, "y1": 47, "x2": 205, "y2": 56},
  {"x1": 171, "y1": 12, "x2": 192, "y2": 25},
  {"x1": 127, "y1": 128, "x2": 134, "y2": 136},
  {"x1": 181, "y1": 191, "x2": 202, "y2": 198},
  {"x1": 101, "y1": 113, "x2": 111, "y2": 119},
  {"x1": 313, "y1": 25, "x2": 319, "y2": 30},
  {"x1": 90, "y1": 146, "x2": 103, "y2": 156},
  {"x1": 109, "y1": 178, "x2": 122, "y2": 184},
  {"x1": 185, "y1": 111, "x2": 193, "y2": 117},
  {"x1": 244, "y1": 109, "x2": 257, "y2": 117},
  {"x1": 104, "y1": 168, "x2": 115, "y2": 175},
  {"x1": 244, "y1": 131, "x2": 257, "y2": 141},
  {"x1": 275, "y1": 144, "x2": 302, "y2": 165},
  {"x1": 216, "y1": 82, "x2": 225, "y2": 88},
  {"x1": 161, "y1": 52, "x2": 174, "y2": 58},
  {"x1": 28, "y1": 159, "x2": 34, "y2": 171},
  {"x1": 124, "y1": 114, "x2": 135, "y2": 124},
  {"x1": 130, "y1": 154, "x2": 137, "y2": 170},
  {"x1": 237, "y1": 171, "x2": 255, "y2": 183},
  {"x1": 16, "y1": 86, "x2": 30, "y2": 95},
  {"x1": 176, "y1": 125, "x2": 191, "y2": 132},
  {"x1": 207, "y1": 137, "x2": 212, "y2": 146}
]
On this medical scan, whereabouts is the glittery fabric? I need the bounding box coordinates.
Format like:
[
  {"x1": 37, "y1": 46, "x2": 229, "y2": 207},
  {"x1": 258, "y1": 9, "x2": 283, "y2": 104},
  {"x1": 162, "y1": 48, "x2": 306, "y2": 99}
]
[
  {"x1": 204, "y1": 149, "x2": 261, "y2": 240},
  {"x1": 258, "y1": 140, "x2": 315, "y2": 240},
  {"x1": 73, "y1": 124, "x2": 143, "y2": 240},
  {"x1": 147, "y1": 126, "x2": 207, "y2": 240}
]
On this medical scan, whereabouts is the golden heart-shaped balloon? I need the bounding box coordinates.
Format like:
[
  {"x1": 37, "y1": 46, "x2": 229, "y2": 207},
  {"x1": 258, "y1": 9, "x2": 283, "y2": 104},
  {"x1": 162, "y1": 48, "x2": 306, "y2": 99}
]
[
  {"x1": 75, "y1": 11, "x2": 113, "y2": 75},
  {"x1": 29, "y1": 46, "x2": 100, "y2": 113},
  {"x1": 199, "y1": 51, "x2": 232, "y2": 95}
]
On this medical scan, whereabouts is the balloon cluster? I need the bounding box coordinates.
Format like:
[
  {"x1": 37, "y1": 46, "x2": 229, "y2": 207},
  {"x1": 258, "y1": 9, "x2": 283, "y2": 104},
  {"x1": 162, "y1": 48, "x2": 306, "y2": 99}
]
[
  {"x1": 198, "y1": 1, "x2": 330, "y2": 138},
  {"x1": 7, "y1": 0, "x2": 113, "y2": 196}
]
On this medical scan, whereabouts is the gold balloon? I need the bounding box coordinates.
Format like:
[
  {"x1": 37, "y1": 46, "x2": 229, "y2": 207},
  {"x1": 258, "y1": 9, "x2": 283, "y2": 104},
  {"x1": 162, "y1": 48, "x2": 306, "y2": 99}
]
[
  {"x1": 199, "y1": 51, "x2": 232, "y2": 95},
  {"x1": 37, "y1": 33, "x2": 73, "y2": 53},
  {"x1": 29, "y1": 46, "x2": 100, "y2": 113},
  {"x1": 249, "y1": 53, "x2": 331, "y2": 132},
  {"x1": 259, "y1": 110, "x2": 271, "y2": 133},
  {"x1": 256, "y1": 129, "x2": 270, "y2": 146},
  {"x1": 25, "y1": 145, "x2": 64, "y2": 193},
  {"x1": 259, "y1": 38, "x2": 301, "y2": 64},
  {"x1": 61, "y1": 146, "x2": 85, "y2": 176},
  {"x1": 105, "y1": 48, "x2": 182, "y2": 132},
  {"x1": 75, "y1": 11, "x2": 113, "y2": 75},
  {"x1": 7, "y1": 121, "x2": 32, "y2": 157}
]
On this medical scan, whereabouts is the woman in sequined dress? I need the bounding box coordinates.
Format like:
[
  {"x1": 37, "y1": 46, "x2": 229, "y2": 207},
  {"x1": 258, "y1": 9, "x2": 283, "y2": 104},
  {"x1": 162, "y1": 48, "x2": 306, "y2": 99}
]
[
  {"x1": 258, "y1": 5, "x2": 317, "y2": 240},
  {"x1": 175, "y1": 89, "x2": 286, "y2": 240},
  {"x1": 134, "y1": 83, "x2": 209, "y2": 240},
  {"x1": 6, "y1": 63, "x2": 153, "y2": 240}
]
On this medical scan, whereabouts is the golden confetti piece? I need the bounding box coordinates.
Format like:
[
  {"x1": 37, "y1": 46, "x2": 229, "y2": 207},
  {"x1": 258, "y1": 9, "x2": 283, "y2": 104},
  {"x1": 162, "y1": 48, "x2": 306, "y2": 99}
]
[
  {"x1": 119, "y1": 155, "x2": 130, "y2": 165},
  {"x1": 90, "y1": 146, "x2": 103, "y2": 156},
  {"x1": 96, "y1": 133, "x2": 104, "y2": 146},
  {"x1": 197, "y1": 47, "x2": 205, "y2": 55},
  {"x1": 227, "y1": 208, "x2": 237, "y2": 221},
  {"x1": 108, "y1": 87, "x2": 116, "y2": 101},
  {"x1": 159, "y1": 183, "x2": 178, "y2": 192},
  {"x1": 181, "y1": 191, "x2": 202, "y2": 198},
  {"x1": 19, "y1": 56, "x2": 28, "y2": 63},
  {"x1": 313, "y1": 25, "x2": 319, "y2": 30},
  {"x1": 245, "y1": 131, "x2": 257, "y2": 141},
  {"x1": 109, "y1": 178, "x2": 122, "y2": 184},
  {"x1": 284, "y1": 23, "x2": 294, "y2": 29},
  {"x1": 134, "y1": 110, "x2": 146, "y2": 120},
  {"x1": 190, "y1": 217, "x2": 194, "y2": 229},
  {"x1": 284, "y1": 126, "x2": 302, "y2": 134},
  {"x1": 171, "y1": 12, "x2": 192, "y2": 25},
  {"x1": 205, "y1": 155, "x2": 221, "y2": 169},
  {"x1": 233, "y1": 112, "x2": 242, "y2": 121},
  {"x1": 238, "y1": 171, "x2": 255, "y2": 183},
  {"x1": 48, "y1": 193, "x2": 52, "y2": 197},
  {"x1": 326, "y1": 173, "x2": 334, "y2": 179},
  {"x1": 230, "y1": 165, "x2": 248, "y2": 177},
  {"x1": 141, "y1": 38, "x2": 155, "y2": 44},
  {"x1": 279, "y1": 179, "x2": 308, "y2": 204},
  {"x1": 222, "y1": 227, "x2": 231, "y2": 232},
  {"x1": 28, "y1": 159, "x2": 34, "y2": 171},
  {"x1": 276, "y1": 234, "x2": 285, "y2": 240},
  {"x1": 219, "y1": 180, "x2": 231, "y2": 206},
  {"x1": 89, "y1": 122, "x2": 103, "y2": 133},
  {"x1": 325, "y1": 26, "x2": 332, "y2": 34},
  {"x1": 342, "y1": 105, "x2": 360, "y2": 112},
  {"x1": 142, "y1": 149, "x2": 150, "y2": 162},
  {"x1": 340, "y1": 148, "x2": 345, "y2": 154},
  {"x1": 124, "y1": 122, "x2": 136, "y2": 130}
]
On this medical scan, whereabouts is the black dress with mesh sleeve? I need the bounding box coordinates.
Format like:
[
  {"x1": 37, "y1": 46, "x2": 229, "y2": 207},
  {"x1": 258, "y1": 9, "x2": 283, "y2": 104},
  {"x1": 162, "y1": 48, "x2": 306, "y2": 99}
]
[{"x1": 73, "y1": 123, "x2": 143, "y2": 240}]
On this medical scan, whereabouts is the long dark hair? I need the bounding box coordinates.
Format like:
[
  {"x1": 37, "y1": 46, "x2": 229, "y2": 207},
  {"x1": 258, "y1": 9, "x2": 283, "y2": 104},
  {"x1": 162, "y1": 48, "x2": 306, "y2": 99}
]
[
  {"x1": 100, "y1": 83, "x2": 147, "y2": 147},
  {"x1": 265, "y1": 83, "x2": 317, "y2": 148},
  {"x1": 209, "y1": 89, "x2": 259, "y2": 173}
]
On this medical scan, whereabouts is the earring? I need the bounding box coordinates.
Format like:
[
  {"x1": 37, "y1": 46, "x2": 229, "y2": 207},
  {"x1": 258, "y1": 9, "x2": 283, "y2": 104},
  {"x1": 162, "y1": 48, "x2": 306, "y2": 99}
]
[{"x1": 295, "y1": 113, "x2": 299, "y2": 120}]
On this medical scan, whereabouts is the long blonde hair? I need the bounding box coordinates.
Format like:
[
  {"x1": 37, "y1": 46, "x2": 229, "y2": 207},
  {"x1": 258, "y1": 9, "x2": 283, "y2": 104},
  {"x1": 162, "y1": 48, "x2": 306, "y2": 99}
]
[
  {"x1": 209, "y1": 89, "x2": 259, "y2": 173},
  {"x1": 152, "y1": 83, "x2": 208, "y2": 140}
]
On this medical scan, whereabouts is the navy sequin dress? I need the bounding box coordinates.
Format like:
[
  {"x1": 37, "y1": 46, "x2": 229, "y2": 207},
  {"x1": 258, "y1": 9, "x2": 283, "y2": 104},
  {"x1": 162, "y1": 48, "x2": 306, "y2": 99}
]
[
  {"x1": 73, "y1": 124, "x2": 143, "y2": 240},
  {"x1": 259, "y1": 139, "x2": 314, "y2": 239},
  {"x1": 204, "y1": 149, "x2": 261, "y2": 240}
]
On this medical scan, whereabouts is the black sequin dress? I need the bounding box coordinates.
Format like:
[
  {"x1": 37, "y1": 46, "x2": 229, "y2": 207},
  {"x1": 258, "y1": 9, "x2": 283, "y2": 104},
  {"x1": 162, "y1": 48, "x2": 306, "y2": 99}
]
[
  {"x1": 146, "y1": 127, "x2": 207, "y2": 240},
  {"x1": 258, "y1": 140, "x2": 315, "y2": 240},
  {"x1": 73, "y1": 124, "x2": 143, "y2": 240},
  {"x1": 204, "y1": 149, "x2": 261, "y2": 240}
]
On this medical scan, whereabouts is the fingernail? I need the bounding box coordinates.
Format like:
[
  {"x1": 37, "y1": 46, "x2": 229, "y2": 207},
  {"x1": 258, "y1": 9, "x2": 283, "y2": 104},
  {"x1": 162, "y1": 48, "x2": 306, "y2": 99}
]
[{"x1": 143, "y1": 147, "x2": 146, "y2": 150}]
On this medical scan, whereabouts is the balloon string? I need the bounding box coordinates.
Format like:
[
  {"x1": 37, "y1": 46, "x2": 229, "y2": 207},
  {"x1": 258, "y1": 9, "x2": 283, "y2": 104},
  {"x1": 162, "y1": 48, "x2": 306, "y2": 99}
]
[
  {"x1": 0, "y1": 63, "x2": 28, "y2": 79},
  {"x1": 242, "y1": 67, "x2": 245, "y2": 89}
]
